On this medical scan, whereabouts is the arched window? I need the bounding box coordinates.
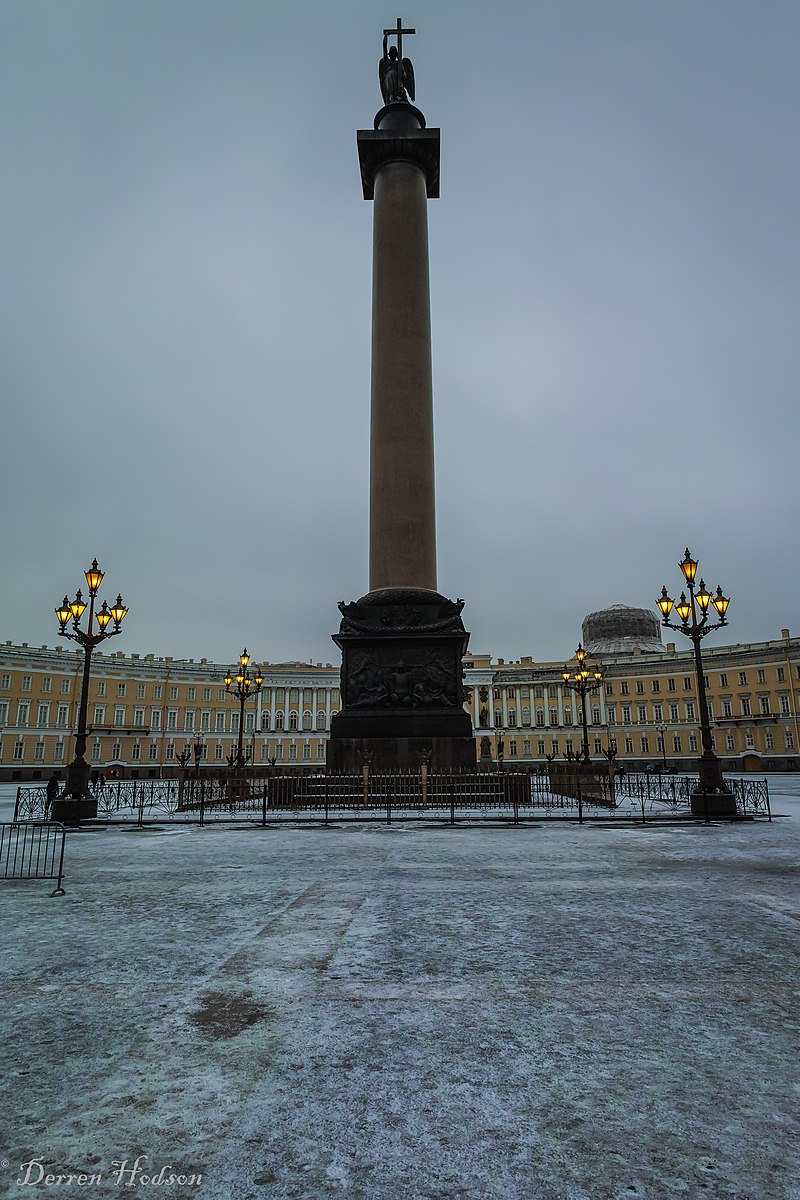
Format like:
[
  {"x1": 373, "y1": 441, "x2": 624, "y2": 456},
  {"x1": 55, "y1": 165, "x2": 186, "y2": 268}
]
[
  {"x1": 549, "y1": 707, "x2": 558, "y2": 726},
  {"x1": 316, "y1": 709, "x2": 326, "y2": 730},
  {"x1": 508, "y1": 707, "x2": 516, "y2": 726},
  {"x1": 564, "y1": 708, "x2": 573, "y2": 725},
  {"x1": 536, "y1": 709, "x2": 545, "y2": 726},
  {"x1": 494, "y1": 709, "x2": 502, "y2": 727},
  {"x1": 522, "y1": 706, "x2": 530, "y2": 725},
  {"x1": 261, "y1": 711, "x2": 270, "y2": 731},
  {"x1": 289, "y1": 711, "x2": 298, "y2": 730},
  {"x1": 275, "y1": 711, "x2": 284, "y2": 730},
  {"x1": 302, "y1": 711, "x2": 312, "y2": 730}
]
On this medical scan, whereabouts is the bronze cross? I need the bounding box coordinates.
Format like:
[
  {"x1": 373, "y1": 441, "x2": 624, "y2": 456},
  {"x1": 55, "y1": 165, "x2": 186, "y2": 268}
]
[{"x1": 383, "y1": 16, "x2": 415, "y2": 62}]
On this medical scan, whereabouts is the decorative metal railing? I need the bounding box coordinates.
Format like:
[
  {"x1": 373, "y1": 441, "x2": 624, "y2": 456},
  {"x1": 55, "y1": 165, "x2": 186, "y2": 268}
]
[{"x1": 12, "y1": 769, "x2": 770, "y2": 825}]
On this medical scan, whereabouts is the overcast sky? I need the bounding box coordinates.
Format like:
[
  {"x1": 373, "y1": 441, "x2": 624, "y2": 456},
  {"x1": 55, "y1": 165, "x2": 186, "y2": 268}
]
[{"x1": 2, "y1": 1, "x2": 798, "y2": 668}]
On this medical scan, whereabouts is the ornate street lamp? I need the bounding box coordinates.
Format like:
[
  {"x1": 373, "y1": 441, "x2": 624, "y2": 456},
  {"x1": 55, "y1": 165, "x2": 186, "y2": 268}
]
[
  {"x1": 657, "y1": 548, "x2": 735, "y2": 816},
  {"x1": 225, "y1": 649, "x2": 263, "y2": 771},
  {"x1": 54, "y1": 557, "x2": 127, "y2": 817},
  {"x1": 561, "y1": 644, "x2": 604, "y2": 762}
]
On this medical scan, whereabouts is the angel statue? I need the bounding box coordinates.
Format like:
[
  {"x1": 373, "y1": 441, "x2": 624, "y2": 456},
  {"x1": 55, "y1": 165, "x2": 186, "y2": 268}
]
[{"x1": 379, "y1": 35, "x2": 415, "y2": 104}]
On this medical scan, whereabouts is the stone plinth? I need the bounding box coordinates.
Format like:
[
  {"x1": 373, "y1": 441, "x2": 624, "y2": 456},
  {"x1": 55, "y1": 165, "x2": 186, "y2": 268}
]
[{"x1": 327, "y1": 588, "x2": 476, "y2": 772}]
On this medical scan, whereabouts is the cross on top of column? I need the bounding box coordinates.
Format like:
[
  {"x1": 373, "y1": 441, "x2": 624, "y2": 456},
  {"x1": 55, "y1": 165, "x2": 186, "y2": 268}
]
[{"x1": 383, "y1": 17, "x2": 416, "y2": 61}]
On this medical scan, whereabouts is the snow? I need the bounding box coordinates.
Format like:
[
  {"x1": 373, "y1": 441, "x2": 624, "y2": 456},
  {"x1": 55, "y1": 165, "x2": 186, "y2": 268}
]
[{"x1": 1, "y1": 778, "x2": 799, "y2": 1200}]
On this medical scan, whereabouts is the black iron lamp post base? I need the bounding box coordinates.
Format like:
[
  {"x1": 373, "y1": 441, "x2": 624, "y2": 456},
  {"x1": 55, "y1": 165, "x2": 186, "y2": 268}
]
[{"x1": 51, "y1": 796, "x2": 97, "y2": 823}]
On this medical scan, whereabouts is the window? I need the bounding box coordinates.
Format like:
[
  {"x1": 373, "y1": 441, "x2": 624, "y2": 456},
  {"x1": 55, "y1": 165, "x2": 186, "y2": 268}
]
[
  {"x1": 624, "y1": 738, "x2": 633, "y2": 754},
  {"x1": 93, "y1": 705, "x2": 105, "y2": 725},
  {"x1": 276, "y1": 742, "x2": 284, "y2": 760},
  {"x1": 739, "y1": 672, "x2": 747, "y2": 686},
  {"x1": 246, "y1": 712, "x2": 255, "y2": 732},
  {"x1": 154, "y1": 685, "x2": 162, "y2": 700},
  {"x1": 668, "y1": 679, "x2": 676, "y2": 692},
  {"x1": 149, "y1": 743, "x2": 158, "y2": 761},
  {"x1": 651, "y1": 680, "x2": 660, "y2": 693},
  {"x1": 605, "y1": 684, "x2": 614, "y2": 696},
  {"x1": 592, "y1": 706, "x2": 600, "y2": 724},
  {"x1": 261, "y1": 711, "x2": 271, "y2": 731},
  {"x1": 538, "y1": 739, "x2": 545, "y2": 755},
  {"x1": 187, "y1": 687, "x2": 196, "y2": 700},
  {"x1": 786, "y1": 732, "x2": 795, "y2": 750},
  {"x1": 535, "y1": 687, "x2": 544, "y2": 699},
  {"x1": 303, "y1": 711, "x2": 312, "y2": 730},
  {"x1": 117, "y1": 683, "x2": 126, "y2": 697},
  {"x1": 669, "y1": 703, "x2": 679, "y2": 721},
  {"x1": 509, "y1": 740, "x2": 517, "y2": 757},
  {"x1": 507, "y1": 687, "x2": 515, "y2": 699},
  {"x1": 536, "y1": 709, "x2": 544, "y2": 726},
  {"x1": 594, "y1": 739, "x2": 602, "y2": 755},
  {"x1": 777, "y1": 668, "x2": 785, "y2": 682},
  {"x1": 495, "y1": 709, "x2": 502, "y2": 726},
  {"x1": 167, "y1": 710, "x2": 178, "y2": 730},
  {"x1": 20, "y1": 676, "x2": 32, "y2": 692},
  {"x1": 137, "y1": 684, "x2": 146, "y2": 698},
  {"x1": 1, "y1": 674, "x2": 9, "y2": 689},
  {"x1": 134, "y1": 707, "x2": 145, "y2": 727},
  {"x1": 289, "y1": 711, "x2": 298, "y2": 731},
  {"x1": 740, "y1": 698, "x2": 751, "y2": 717},
  {"x1": 166, "y1": 742, "x2": 174, "y2": 760},
  {"x1": 653, "y1": 704, "x2": 663, "y2": 722},
  {"x1": 672, "y1": 735, "x2": 682, "y2": 753},
  {"x1": 622, "y1": 706, "x2": 631, "y2": 724},
  {"x1": 54, "y1": 741, "x2": 64, "y2": 762},
  {"x1": 215, "y1": 743, "x2": 224, "y2": 761},
  {"x1": 317, "y1": 742, "x2": 325, "y2": 760},
  {"x1": 551, "y1": 739, "x2": 559, "y2": 755},
  {"x1": 37, "y1": 703, "x2": 49, "y2": 727},
  {"x1": 682, "y1": 677, "x2": 691, "y2": 690},
  {"x1": 200, "y1": 711, "x2": 210, "y2": 731},
  {"x1": 317, "y1": 710, "x2": 326, "y2": 730},
  {"x1": 114, "y1": 706, "x2": 125, "y2": 726},
  {"x1": 686, "y1": 702, "x2": 695, "y2": 721},
  {"x1": 759, "y1": 697, "x2": 770, "y2": 715},
  {"x1": 607, "y1": 705, "x2": 616, "y2": 725},
  {"x1": 780, "y1": 695, "x2": 791, "y2": 715},
  {"x1": 289, "y1": 742, "x2": 297, "y2": 760},
  {"x1": 275, "y1": 711, "x2": 285, "y2": 730},
  {"x1": 303, "y1": 742, "x2": 311, "y2": 760},
  {"x1": 726, "y1": 733, "x2": 735, "y2": 751},
  {"x1": 636, "y1": 681, "x2": 644, "y2": 694},
  {"x1": 765, "y1": 731, "x2": 774, "y2": 750},
  {"x1": 91, "y1": 741, "x2": 101, "y2": 761},
  {"x1": 522, "y1": 705, "x2": 530, "y2": 725},
  {"x1": 215, "y1": 711, "x2": 225, "y2": 732},
  {"x1": 34, "y1": 741, "x2": 44, "y2": 761},
  {"x1": 565, "y1": 739, "x2": 574, "y2": 755},
  {"x1": 41, "y1": 677, "x2": 52, "y2": 693},
  {"x1": 523, "y1": 738, "x2": 531, "y2": 755},
  {"x1": 132, "y1": 741, "x2": 141, "y2": 760},
  {"x1": 549, "y1": 707, "x2": 558, "y2": 726},
  {"x1": 620, "y1": 681, "x2": 629, "y2": 695},
  {"x1": 745, "y1": 731, "x2": 755, "y2": 749},
  {"x1": 218, "y1": 688, "x2": 226, "y2": 701},
  {"x1": 689, "y1": 735, "x2": 698, "y2": 752},
  {"x1": 231, "y1": 712, "x2": 239, "y2": 732},
  {"x1": 17, "y1": 701, "x2": 30, "y2": 725},
  {"x1": 508, "y1": 707, "x2": 517, "y2": 726},
  {"x1": 61, "y1": 679, "x2": 71, "y2": 694},
  {"x1": 719, "y1": 673, "x2": 728, "y2": 687},
  {"x1": 637, "y1": 704, "x2": 647, "y2": 723},
  {"x1": 757, "y1": 670, "x2": 766, "y2": 685},
  {"x1": 13, "y1": 740, "x2": 24, "y2": 761},
  {"x1": 57, "y1": 704, "x2": 68, "y2": 727},
  {"x1": 170, "y1": 686, "x2": 179, "y2": 700},
  {"x1": 0, "y1": 702, "x2": 7, "y2": 725},
  {"x1": 640, "y1": 736, "x2": 649, "y2": 754},
  {"x1": 184, "y1": 711, "x2": 195, "y2": 731},
  {"x1": 564, "y1": 708, "x2": 572, "y2": 726}
]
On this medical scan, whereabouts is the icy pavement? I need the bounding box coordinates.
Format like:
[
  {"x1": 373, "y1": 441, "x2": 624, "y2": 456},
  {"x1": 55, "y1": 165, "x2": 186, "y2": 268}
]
[{"x1": 1, "y1": 779, "x2": 799, "y2": 1200}]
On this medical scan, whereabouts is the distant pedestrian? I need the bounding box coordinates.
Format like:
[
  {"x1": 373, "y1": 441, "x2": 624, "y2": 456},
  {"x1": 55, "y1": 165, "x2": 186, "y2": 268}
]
[
  {"x1": 45, "y1": 772, "x2": 60, "y2": 818},
  {"x1": 91, "y1": 770, "x2": 99, "y2": 790}
]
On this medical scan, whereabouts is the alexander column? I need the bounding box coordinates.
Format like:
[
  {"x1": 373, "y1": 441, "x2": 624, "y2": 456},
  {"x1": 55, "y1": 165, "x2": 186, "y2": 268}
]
[{"x1": 328, "y1": 20, "x2": 475, "y2": 771}]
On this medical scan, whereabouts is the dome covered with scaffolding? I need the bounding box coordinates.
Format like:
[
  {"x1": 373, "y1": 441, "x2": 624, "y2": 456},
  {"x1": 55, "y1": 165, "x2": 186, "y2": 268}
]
[{"x1": 581, "y1": 604, "x2": 664, "y2": 656}]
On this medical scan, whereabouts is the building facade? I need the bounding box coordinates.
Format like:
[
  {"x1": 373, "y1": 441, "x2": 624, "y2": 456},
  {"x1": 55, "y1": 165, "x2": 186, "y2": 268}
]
[{"x1": 1, "y1": 617, "x2": 799, "y2": 781}]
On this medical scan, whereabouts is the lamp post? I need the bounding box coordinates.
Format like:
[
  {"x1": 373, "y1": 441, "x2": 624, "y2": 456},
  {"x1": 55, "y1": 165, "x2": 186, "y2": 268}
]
[
  {"x1": 193, "y1": 730, "x2": 205, "y2": 779},
  {"x1": 224, "y1": 649, "x2": 263, "y2": 771},
  {"x1": 54, "y1": 558, "x2": 127, "y2": 820},
  {"x1": 657, "y1": 724, "x2": 668, "y2": 770},
  {"x1": 657, "y1": 548, "x2": 735, "y2": 817},
  {"x1": 561, "y1": 644, "x2": 604, "y2": 763}
]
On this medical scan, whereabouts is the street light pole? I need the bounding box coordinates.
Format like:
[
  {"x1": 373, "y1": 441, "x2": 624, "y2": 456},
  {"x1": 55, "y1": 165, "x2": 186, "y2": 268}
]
[
  {"x1": 657, "y1": 548, "x2": 735, "y2": 817},
  {"x1": 54, "y1": 558, "x2": 127, "y2": 820},
  {"x1": 561, "y1": 644, "x2": 604, "y2": 763},
  {"x1": 224, "y1": 649, "x2": 263, "y2": 772}
]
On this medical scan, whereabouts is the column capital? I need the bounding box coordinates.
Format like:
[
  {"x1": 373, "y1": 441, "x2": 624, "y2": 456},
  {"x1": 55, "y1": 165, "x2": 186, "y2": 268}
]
[{"x1": 357, "y1": 126, "x2": 440, "y2": 200}]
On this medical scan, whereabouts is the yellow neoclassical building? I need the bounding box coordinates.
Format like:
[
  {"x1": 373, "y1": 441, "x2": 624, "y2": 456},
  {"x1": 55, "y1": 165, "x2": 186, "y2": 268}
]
[{"x1": 1, "y1": 604, "x2": 798, "y2": 781}]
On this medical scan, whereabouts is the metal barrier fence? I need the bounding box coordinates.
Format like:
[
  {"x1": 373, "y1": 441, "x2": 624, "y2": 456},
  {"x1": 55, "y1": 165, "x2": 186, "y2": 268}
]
[
  {"x1": 12, "y1": 770, "x2": 771, "y2": 826},
  {"x1": 1, "y1": 821, "x2": 66, "y2": 895}
]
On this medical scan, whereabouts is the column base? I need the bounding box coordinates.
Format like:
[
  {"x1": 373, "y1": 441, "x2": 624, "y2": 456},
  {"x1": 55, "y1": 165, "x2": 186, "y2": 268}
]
[
  {"x1": 690, "y1": 789, "x2": 737, "y2": 818},
  {"x1": 51, "y1": 797, "x2": 97, "y2": 823}
]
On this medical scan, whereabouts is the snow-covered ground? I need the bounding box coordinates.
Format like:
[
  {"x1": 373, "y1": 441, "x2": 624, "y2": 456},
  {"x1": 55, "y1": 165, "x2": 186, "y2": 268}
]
[{"x1": 1, "y1": 778, "x2": 798, "y2": 1200}]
